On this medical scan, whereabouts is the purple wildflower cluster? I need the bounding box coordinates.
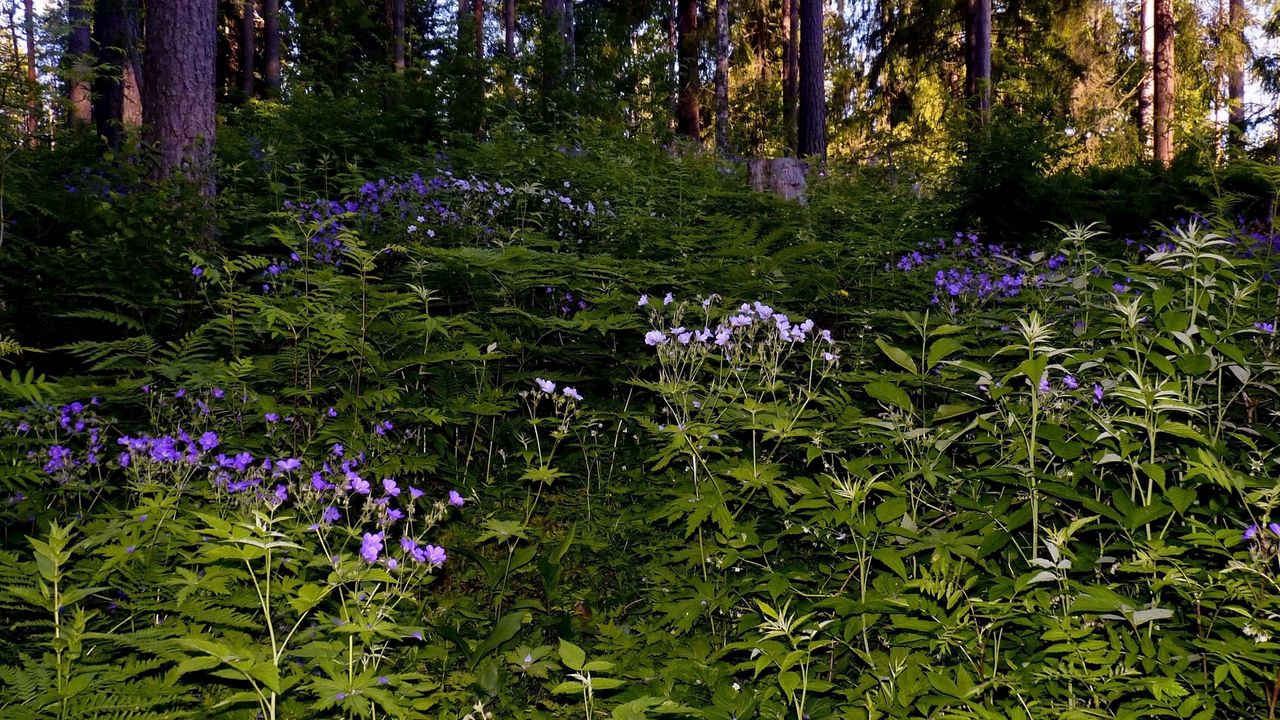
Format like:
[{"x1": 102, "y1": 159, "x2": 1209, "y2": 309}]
[
  {"x1": 281, "y1": 172, "x2": 604, "y2": 266},
  {"x1": 533, "y1": 378, "x2": 584, "y2": 402},
  {"x1": 889, "y1": 232, "x2": 1074, "y2": 310},
  {"x1": 544, "y1": 286, "x2": 590, "y2": 316},
  {"x1": 641, "y1": 296, "x2": 837, "y2": 362}
]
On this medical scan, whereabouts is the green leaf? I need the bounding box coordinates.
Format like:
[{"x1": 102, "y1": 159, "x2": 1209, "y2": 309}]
[
  {"x1": 865, "y1": 380, "x2": 913, "y2": 413},
  {"x1": 926, "y1": 337, "x2": 965, "y2": 369},
  {"x1": 472, "y1": 611, "x2": 529, "y2": 669},
  {"x1": 876, "y1": 338, "x2": 917, "y2": 374},
  {"x1": 559, "y1": 639, "x2": 586, "y2": 671}
]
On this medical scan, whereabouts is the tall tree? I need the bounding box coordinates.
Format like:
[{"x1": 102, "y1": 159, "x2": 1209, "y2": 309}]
[
  {"x1": 241, "y1": 0, "x2": 256, "y2": 96},
  {"x1": 1153, "y1": 0, "x2": 1173, "y2": 165},
  {"x1": 797, "y1": 0, "x2": 824, "y2": 157},
  {"x1": 542, "y1": 0, "x2": 572, "y2": 92},
  {"x1": 1138, "y1": 0, "x2": 1153, "y2": 152},
  {"x1": 714, "y1": 0, "x2": 729, "y2": 151},
  {"x1": 963, "y1": 0, "x2": 991, "y2": 123},
  {"x1": 472, "y1": 0, "x2": 484, "y2": 62},
  {"x1": 1227, "y1": 0, "x2": 1246, "y2": 147},
  {"x1": 782, "y1": 0, "x2": 797, "y2": 151},
  {"x1": 92, "y1": 0, "x2": 143, "y2": 150},
  {"x1": 389, "y1": 0, "x2": 406, "y2": 71},
  {"x1": 144, "y1": 0, "x2": 217, "y2": 188},
  {"x1": 23, "y1": 0, "x2": 36, "y2": 138},
  {"x1": 675, "y1": 0, "x2": 700, "y2": 140},
  {"x1": 67, "y1": 0, "x2": 92, "y2": 123},
  {"x1": 263, "y1": 0, "x2": 281, "y2": 94}
]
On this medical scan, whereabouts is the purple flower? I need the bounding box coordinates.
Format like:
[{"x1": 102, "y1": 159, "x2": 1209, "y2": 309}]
[
  {"x1": 644, "y1": 330, "x2": 668, "y2": 346},
  {"x1": 211, "y1": 387, "x2": 225, "y2": 399},
  {"x1": 273, "y1": 484, "x2": 288, "y2": 504},
  {"x1": 382, "y1": 478, "x2": 400, "y2": 497},
  {"x1": 1256, "y1": 322, "x2": 1276, "y2": 334},
  {"x1": 321, "y1": 506, "x2": 340, "y2": 524},
  {"x1": 1093, "y1": 383, "x2": 1104, "y2": 403},
  {"x1": 1063, "y1": 375, "x2": 1079, "y2": 390},
  {"x1": 192, "y1": 266, "x2": 203, "y2": 277},
  {"x1": 118, "y1": 451, "x2": 131, "y2": 467},
  {"x1": 264, "y1": 412, "x2": 280, "y2": 423},
  {"x1": 327, "y1": 406, "x2": 338, "y2": 417},
  {"x1": 198, "y1": 431, "x2": 219, "y2": 451},
  {"x1": 663, "y1": 292, "x2": 674, "y2": 305},
  {"x1": 1038, "y1": 376, "x2": 1051, "y2": 394},
  {"x1": 422, "y1": 544, "x2": 446, "y2": 566},
  {"x1": 1245, "y1": 524, "x2": 1260, "y2": 540},
  {"x1": 1270, "y1": 522, "x2": 1280, "y2": 537},
  {"x1": 637, "y1": 294, "x2": 649, "y2": 307},
  {"x1": 448, "y1": 490, "x2": 465, "y2": 507},
  {"x1": 562, "y1": 387, "x2": 583, "y2": 401},
  {"x1": 336, "y1": 692, "x2": 348, "y2": 700},
  {"x1": 409, "y1": 486, "x2": 424, "y2": 499},
  {"x1": 276, "y1": 457, "x2": 301, "y2": 473},
  {"x1": 360, "y1": 532, "x2": 384, "y2": 563},
  {"x1": 347, "y1": 474, "x2": 370, "y2": 495},
  {"x1": 535, "y1": 378, "x2": 556, "y2": 394}
]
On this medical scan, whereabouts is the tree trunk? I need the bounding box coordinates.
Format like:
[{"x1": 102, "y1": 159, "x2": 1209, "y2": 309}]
[
  {"x1": 263, "y1": 0, "x2": 281, "y2": 94},
  {"x1": 714, "y1": 0, "x2": 729, "y2": 151},
  {"x1": 796, "y1": 0, "x2": 824, "y2": 158},
  {"x1": 1138, "y1": 0, "x2": 1153, "y2": 153},
  {"x1": 67, "y1": 0, "x2": 92, "y2": 123},
  {"x1": 390, "y1": 0, "x2": 406, "y2": 71},
  {"x1": 144, "y1": 0, "x2": 217, "y2": 190},
  {"x1": 505, "y1": 0, "x2": 515, "y2": 57},
  {"x1": 473, "y1": 0, "x2": 484, "y2": 60},
  {"x1": 542, "y1": 0, "x2": 571, "y2": 90},
  {"x1": 782, "y1": 0, "x2": 797, "y2": 152},
  {"x1": 23, "y1": 0, "x2": 37, "y2": 139},
  {"x1": 675, "y1": 0, "x2": 700, "y2": 140},
  {"x1": 92, "y1": 0, "x2": 142, "y2": 150},
  {"x1": 963, "y1": 0, "x2": 991, "y2": 124},
  {"x1": 241, "y1": 0, "x2": 256, "y2": 96},
  {"x1": 1227, "y1": 0, "x2": 1245, "y2": 148},
  {"x1": 668, "y1": 0, "x2": 678, "y2": 127},
  {"x1": 1153, "y1": 0, "x2": 1174, "y2": 166}
]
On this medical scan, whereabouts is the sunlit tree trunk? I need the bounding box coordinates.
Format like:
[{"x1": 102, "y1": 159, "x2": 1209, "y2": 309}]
[
  {"x1": 1227, "y1": 0, "x2": 1246, "y2": 148},
  {"x1": 23, "y1": 0, "x2": 37, "y2": 139},
  {"x1": 241, "y1": 0, "x2": 256, "y2": 96},
  {"x1": 963, "y1": 0, "x2": 991, "y2": 124},
  {"x1": 473, "y1": 0, "x2": 484, "y2": 61},
  {"x1": 675, "y1": 0, "x2": 701, "y2": 140},
  {"x1": 797, "y1": 0, "x2": 824, "y2": 158},
  {"x1": 782, "y1": 0, "x2": 798, "y2": 152},
  {"x1": 389, "y1": 0, "x2": 406, "y2": 71},
  {"x1": 1138, "y1": 0, "x2": 1154, "y2": 153},
  {"x1": 714, "y1": 0, "x2": 729, "y2": 152},
  {"x1": 1153, "y1": 0, "x2": 1174, "y2": 165},
  {"x1": 67, "y1": 0, "x2": 92, "y2": 123},
  {"x1": 93, "y1": 0, "x2": 142, "y2": 150},
  {"x1": 144, "y1": 0, "x2": 217, "y2": 190},
  {"x1": 263, "y1": 0, "x2": 281, "y2": 94}
]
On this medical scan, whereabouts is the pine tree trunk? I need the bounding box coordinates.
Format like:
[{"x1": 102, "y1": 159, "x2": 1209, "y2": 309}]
[
  {"x1": 241, "y1": 0, "x2": 256, "y2": 96},
  {"x1": 263, "y1": 0, "x2": 281, "y2": 94},
  {"x1": 92, "y1": 0, "x2": 142, "y2": 150},
  {"x1": 964, "y1": 0, "x2": 991, "y2": 123},
  {"x1": 144, "y1": 0, "x2": 217, "y2": 190},
  {"x1": 473, "y1": 0, "x2": 484, "y2": 61},
  {"x1": 67, "y1": 0, "x2": 92, "y2": 123},
  {"x1": 23, "y1": 0, "x2": 37, "y2": 139},
  {"x1": 782, "y1": 0, "x2": 798, "y2": 152},
  {"x1": 1138, "y1": 0, "x2": 1154, "y2": 153},
  {"x1": 714, "y1": 0, "x2": 729, "y2": 152},
  {"x1": 675, "y1": 0, "x2": 701, "y2": 140},
  {"x1": 505, "y1": 0, "x2": 515, "y2": 57},
  {"x1": 1227, "y1": 0, "x2": 1245, "y2": 147},
  {"x1": 669, "y1": 0, "x2": 678, "y2": 127},
  {"x1": 1153, "y1": 0, "x2": 1174, "y2": 166},
  {"x1": 390, "y1": 0, "x2": 406, "y2": 71},
  {"x1": 542, "y1": 0, "x2": 570, "y2": 90},
  {"x1": 796, "y1": 0, "x2": 824, "y2": 158}
]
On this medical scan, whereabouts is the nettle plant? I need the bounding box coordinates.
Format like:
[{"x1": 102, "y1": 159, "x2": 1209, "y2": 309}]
[{"x1": 0, "y1": 388, "x2": 466, "y2": 719}]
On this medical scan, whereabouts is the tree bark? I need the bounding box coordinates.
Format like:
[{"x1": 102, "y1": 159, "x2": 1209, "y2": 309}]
[
  {"x1": 390, "y1": 0, "x2": 406, "y2": 71},
  {"x1": 963, "y1": 0, "x2": 991, "y2": 124},
  {"x1": 1138, "y1": 0, "x2": 1153, "y2": 153},
  {"x1": 1227, "y1": 0, "x2": 1246, "y2": 148},
  {"x1": 67, "y1": 0, "x2": 92, "y2": 123},
  {"x1": 92, "y1": 0, "x2": 143, "y2": 150},
  {"x1": 542, "y1": 0, "x2": 571, "y2": 90},
  {"x1": 1153, "y1": 0, "x2": 1174, "y2": 166},
  {"x1": 797, "y1": 0, "x2": 824, "y2": 158},
  {"x1": 144, "y1": 0, "x2": 217, "y2": 190},
  {"x1": 714, "y1": 0, "x2": 729, "y2": 151},
  {"x1": 241, "y1": 0, "x2": 256, "y2": 96},
  {"x1": 473, "y1": 0, "x2": 484, "y2": 61},
  {"x1": 782, "y1": 0, "x2": 798, "y2": 152},
  {"x1": 675, "y1": 0, "x2": 700, "y2": 140},
  {"x1": 263, "y1": 0, "x2": 281, "y2": 94},
  {"x1": 505, "y1": 0, "x2": 515, "y2": 57},
  {"x1": 23, "y1": 0, "x2": 37, "y2": 139}
]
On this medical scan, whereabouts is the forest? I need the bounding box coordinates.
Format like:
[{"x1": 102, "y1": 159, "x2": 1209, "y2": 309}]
[{"x1": 2, "y1": 0, "x2": 1280, "y2": 718}]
